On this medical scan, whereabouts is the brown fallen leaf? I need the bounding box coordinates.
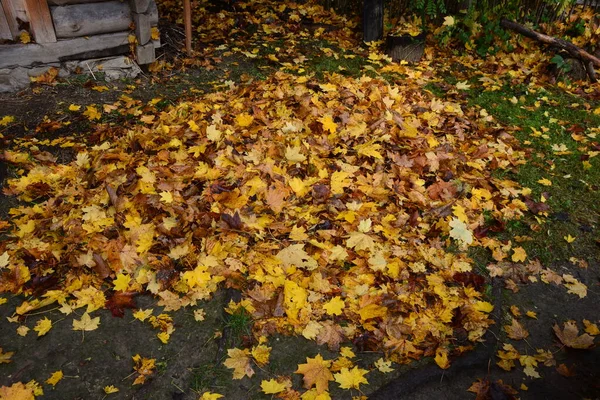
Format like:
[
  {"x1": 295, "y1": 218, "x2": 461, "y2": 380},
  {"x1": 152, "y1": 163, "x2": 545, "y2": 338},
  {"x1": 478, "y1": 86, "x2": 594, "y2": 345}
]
[
  {"x1": 504, "y1": 317, "x2": 529, "y2": 340},
  {"x1": 553, "y1": 321, "x2": 595, "y2": 349}
]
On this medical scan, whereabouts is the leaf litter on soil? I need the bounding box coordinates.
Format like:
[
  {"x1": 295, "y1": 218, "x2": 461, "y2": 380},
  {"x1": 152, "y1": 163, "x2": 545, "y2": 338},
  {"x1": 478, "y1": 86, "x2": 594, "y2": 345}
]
[
  {"x1": 0, "y1": 69, "x2": 530, "y2": 393},
  {"x1": 2, "y1": 0, "x2": 599, "y2": 397}
]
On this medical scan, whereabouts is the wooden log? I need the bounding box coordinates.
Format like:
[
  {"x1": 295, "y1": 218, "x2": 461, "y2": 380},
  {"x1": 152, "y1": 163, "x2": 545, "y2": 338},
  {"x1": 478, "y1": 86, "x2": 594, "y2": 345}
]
[
  {"x1": 386, "y1": 33, "x2": 425, "y2": 63},
  {"x1": 363, "y1": 0, "x2": 383, "y2": 42},
  {"x1": 50, "y1": 0, "x2": 158, "y2": 39},
  {"x1": 0, "y1": 6, "x2": 13, "y2": 40},
  {"x1": 24, "y1": 0, "x2": 57, "y2": 43},
  {"x1": 2, "y1": 0, "x2": 26, "y2": 39},
  {"x1": 501, "y1": 18, "x2": 600, "y2": 80},
  {"x1": 0, "y1": 31, "x2": 129, "y2": 68}
]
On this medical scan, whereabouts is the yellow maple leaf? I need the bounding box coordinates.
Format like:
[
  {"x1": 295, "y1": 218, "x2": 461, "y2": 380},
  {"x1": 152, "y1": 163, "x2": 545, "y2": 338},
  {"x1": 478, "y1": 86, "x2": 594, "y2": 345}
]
[
  {"x1": 193, "y1": 309, "x2": 206, "y2": 321},
  {"x1": 45, "y1": 370, "x2": 63, "y2": 386},
  {"x1": 473, "y1": 301, "x2": 494, "y2": 313},
  {"x1": 583, "y1": 320, "x2": 600, "y2": 336},
  {"x1": 223, "y1": 348, "x2": 254, "y2": 379},
  {"x1": 83, "y1": 105, "x2": 101, "y2": 121},
  {"x1": 261, "y1": 379, "x2": 287, "y2": 394},
  {"x1": 563, "y1": 234, "x2": 576, "y2": 243},
  {"x1": 562, "y1": 274, "x2": 587, "y2": 298},
  {"x1": 452, "y1": 204, "x2": 468, "y2": 223},
  {"x1": 276, "y1": 244, "x2": 318, "y2": 270},
  {"x1": 526, "y1": 311, "x2": 538, "y2": 319},
  {"x1": 92, "y1": 85, "x2": 109, "y2": 92},
  {"x1": 333, "y1": 366, "x2": 369, "y2": 390},
  {"x1": 33, "y1": 317, "x2": 52, "y2": 337},
  {"x1": 151, "y1": 27, "x2": 160, "y2": 41},
  {"x1": 319, "y1": 115, "x2": 337, "y2": 134},
  {"x1": 0, "y1": 115, "x2": 15, "y2": 126},
  {"x1": 157, "y1": 332, "x2": 170, "y2": 344},
  {"x1": 285, "y1": 146, "x2": 307, "y2": 163},
  {"x1": 251, "y1": 344, "x2": 271, "y2": 366},
  {"x1": 72, "y1": 312, "x2": 100, "y2": 331},
  {"x1": 0, "y1": 348, "x2": 14, "y2": 364},
  {"x1": 0, "y1": 251, "x2": 8, "y2": 268},
  {"x1": 295, "y1": 354, "x2": 334, "y2": 394},
  {"x1": 132, "y1": 354, "x2": 156, "y2": 385},
  {"x1": 434, "y1": 347, "x2": 450, "y2": 369},
  {"x1": 448, "y1": 218, "x2": 473, "y2": 245},
  {"x1": 20, "y1": 31, "x2": 31, "y2": 43},
  {"x1": 68, "y1": 104, "x2": 81, "y2": 112},
  {"x1": 520, "y1": 355, "x2": 540, "y2": 378},
  {"x1": 159, "y1": 191, "x2": 174, "y2": 204},
  {"x1": 511, "y1": 247, "x2": 527, "y2": 262},
  {"x1": 355, "y1": 142, "x2": 383, "y2": 159},
  {"x1": 374, "y1": 358, "x2": 394, "y2": 373},
  {"x1": 132, "y1": 309, "x2": 153, "y2": 322},
  {"x1": 346, "y1": 232, "x2": 375, "y2": 251},
  {"x1": 200, "y1": 392, "x2": 223, "y2": 400},
  {"x1": 504, "y1": 317, "x2": 529, "y2": 340},
  {"x1": 302, "y1": 321, "x2": 322, "y2": 340},
  {"x1": 0, "y1": 382, "x2": 34, "y2": 399},
  {"x1": 358, "y1": 303, "x2": 387, "y2": 321},
  {"x1": 113, "y1": 273, "x2": 131, "y2": 292},
  {"x1": 236, "y1": 113, "x2": 254, "y2": 127},
  {"x1": 103, "y1": 385, "x2": 119, "y2": 394},
  {"x1": 537, "y1": 178, "x2": 552, "y2": 186},
  {"x1": 330, "y1": 171, "x2": 351, "y2": 195},
  {"x1": 283, "y1": 280, "x2": 308, "y2": 321},
  {"x1": 323, "y1": 296, "x2": 345, "y2": 316},
  {"x1": 16, "y1": 326, "x2": 29, "y2": 337},
  {"x1": 339, "y1": 347, "x2": 355, "y2": 358}
]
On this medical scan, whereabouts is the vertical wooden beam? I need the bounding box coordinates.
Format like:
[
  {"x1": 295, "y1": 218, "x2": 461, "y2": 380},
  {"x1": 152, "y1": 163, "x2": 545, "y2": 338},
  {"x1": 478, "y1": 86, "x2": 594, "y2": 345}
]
[
  {"x1": 23, "y1": 0, "x2": 56, "y2": 43},
  {"x1": 1, "y1": 0, "x2": 22, "y2": 38},
  {"x1": 0, "y1": 5, "x2": 13, "y2": 40},
  {"x1": 183, "y1": 0, "x2": 191, "y2": 55}
]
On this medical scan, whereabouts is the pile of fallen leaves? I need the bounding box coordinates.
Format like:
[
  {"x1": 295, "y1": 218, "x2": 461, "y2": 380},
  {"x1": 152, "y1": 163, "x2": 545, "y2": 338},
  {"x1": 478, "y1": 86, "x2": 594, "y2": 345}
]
[{"x1": 1, "y1": 64, "x2": 532, "y2": 393}]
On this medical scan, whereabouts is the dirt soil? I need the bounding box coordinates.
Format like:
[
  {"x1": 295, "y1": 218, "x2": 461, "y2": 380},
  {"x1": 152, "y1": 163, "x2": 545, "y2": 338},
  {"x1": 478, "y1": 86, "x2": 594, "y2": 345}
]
[{"x1": 1, "y1": 63, "x2": 599, "y2": 399}]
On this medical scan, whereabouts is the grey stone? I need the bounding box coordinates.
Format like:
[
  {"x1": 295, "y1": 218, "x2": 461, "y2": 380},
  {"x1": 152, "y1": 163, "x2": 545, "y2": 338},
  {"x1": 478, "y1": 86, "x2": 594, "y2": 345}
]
[{"x1": 0, "y1": 67, "x2": 30, "y2": 93}]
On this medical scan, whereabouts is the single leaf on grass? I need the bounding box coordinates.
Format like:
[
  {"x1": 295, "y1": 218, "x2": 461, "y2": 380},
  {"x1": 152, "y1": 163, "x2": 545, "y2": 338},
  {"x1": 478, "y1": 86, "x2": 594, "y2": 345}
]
[
  {"x1": 73, "y1": 313, "x2": 100, "y2": 331},
  {"x1": 295, "y1": 354, "x2": 334, "y2": 394},
  {"x1": 553, "y1": 321, "x2": 595, "y2": 349}
]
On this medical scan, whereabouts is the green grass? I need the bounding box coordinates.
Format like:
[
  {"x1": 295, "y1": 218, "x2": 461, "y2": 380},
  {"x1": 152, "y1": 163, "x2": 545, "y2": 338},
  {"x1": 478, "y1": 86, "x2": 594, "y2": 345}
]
[
  {"x1": 465, "y1": 82, "x2": 600, "y2": 265},
  {"x1": 223, "y1": 306, "x2": 253, "y2": 348}
]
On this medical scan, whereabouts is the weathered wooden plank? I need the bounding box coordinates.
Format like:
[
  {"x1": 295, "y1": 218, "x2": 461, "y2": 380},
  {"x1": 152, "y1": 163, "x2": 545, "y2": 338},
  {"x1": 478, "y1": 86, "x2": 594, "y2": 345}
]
[
  {"x1": 24, "y1": 0, "x2": 57, "y2": 43},
  {"x1": 135, "y1": 41, "x2": 154, "y2": 64},
  {"x1": 50, "y1": 0, "x2": 158, "y2": 39},
  {"x1": 0, "y1": 31, "x2": 129, "y2": 68},
  {"x1": 0, "y1": 5, "x2": 13, "y2": 40},
  {"x1": 48, "y1": 0, "x2": 110, "y2": 5},
  {"x1": 133, "y1": 12, "x2": 150, "y2": 45},
  {"x1": 2, "y1": 0, "x2": 25, "y2": 38},
  {"x1": 129, "y1": 0, "x2": 150, "y2": 13}
]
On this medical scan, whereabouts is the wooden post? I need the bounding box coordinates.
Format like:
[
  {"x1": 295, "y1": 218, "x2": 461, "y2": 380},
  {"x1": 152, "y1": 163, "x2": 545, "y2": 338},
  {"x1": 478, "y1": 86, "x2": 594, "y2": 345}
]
[
  {"x1": 183, "y1": 0, "x2": 191, "y2": 55},
  {"x1": 0, "y1": 5, "x2": 13, "y2": 40},
  {"x1": 23, "y1": 0, "x2": 56, "y2": 43},
  {"x1": 2, "y1": 0, "x2": 23, "y2": 39},
  {"x1": 363, "y1": 0, "x2": 383, "y2": 42}
]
